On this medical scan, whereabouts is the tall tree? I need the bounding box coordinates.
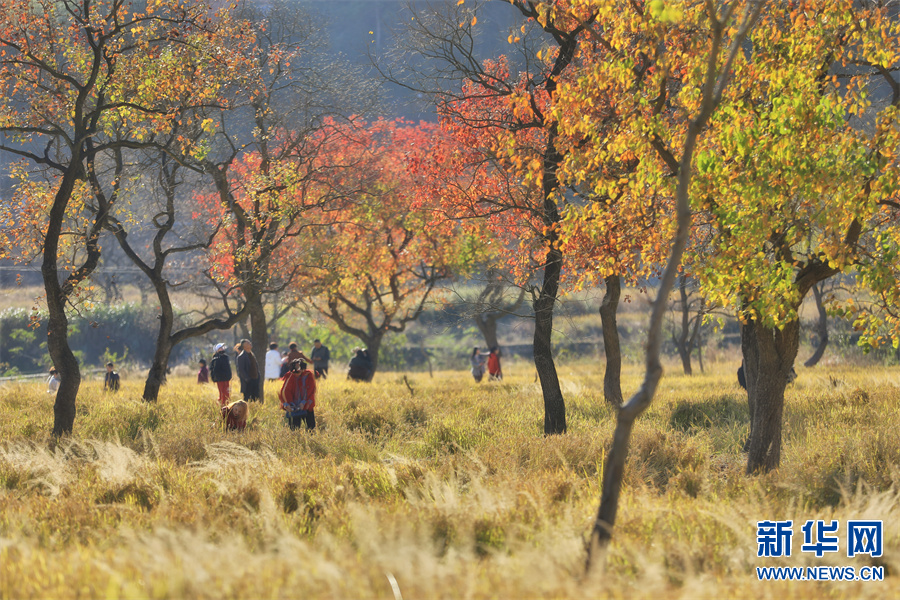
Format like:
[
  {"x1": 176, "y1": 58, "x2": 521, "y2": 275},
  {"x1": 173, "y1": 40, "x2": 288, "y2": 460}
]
[
  {"x1": 472, "y1": 270, "x2": 527, "y2": 352},
  {"x1": 106, "y1": 149, "x2": 250, "y2": 401},
  {"x1": 0, "y1": 0, "x2": 242, "y2": 434},
  {"x1": 686, "y1": 0, "x2": 900, "y2": 472},
  {"x1": 302, "y1": 119, "x2": 478, "y2": 378},
  {"x1": 560, "y1": 0, "x2": 765, "y2": 566},
  {"x1": 195, "y1": 0, "x2": 378, "y2": 399},
  {"x1": 382, "y1": 0, "x2": 600, "y2": 433}
]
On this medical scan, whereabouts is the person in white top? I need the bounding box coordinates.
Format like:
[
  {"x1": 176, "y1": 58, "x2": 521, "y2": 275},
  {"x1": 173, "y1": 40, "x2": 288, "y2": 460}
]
[
  {"x1": 265, "y1": 342, "x2": 283, "y2": 381},
  {"x1": 47, "y1": 367, "x2": 60, "y2": 393}
]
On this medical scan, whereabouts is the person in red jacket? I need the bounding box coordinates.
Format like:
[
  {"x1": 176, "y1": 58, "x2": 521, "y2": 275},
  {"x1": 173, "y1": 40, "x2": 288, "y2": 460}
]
[
  {"x1": 487, "y1": 347, "x2": 503, "y2": 381},
  {"x1": 279, "y1": 359, "x2": 316, "y2": 430}
]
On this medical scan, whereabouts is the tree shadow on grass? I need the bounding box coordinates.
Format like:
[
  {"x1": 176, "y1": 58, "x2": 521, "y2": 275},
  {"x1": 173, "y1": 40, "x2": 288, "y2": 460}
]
[{"x1": 669, "y1": 395, "x2": 748, "y2": 432}]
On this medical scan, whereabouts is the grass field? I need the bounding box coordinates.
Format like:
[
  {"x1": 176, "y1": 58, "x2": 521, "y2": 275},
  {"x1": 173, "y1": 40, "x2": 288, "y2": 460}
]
[{"x1": 1, "y1": 362, "x2": 898, "y2": 599}]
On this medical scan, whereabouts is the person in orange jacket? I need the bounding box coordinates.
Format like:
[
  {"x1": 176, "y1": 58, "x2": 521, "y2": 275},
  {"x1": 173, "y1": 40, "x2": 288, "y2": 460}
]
[{"x1": 279, "y1": 359, "x2": 317, "y2": 430}]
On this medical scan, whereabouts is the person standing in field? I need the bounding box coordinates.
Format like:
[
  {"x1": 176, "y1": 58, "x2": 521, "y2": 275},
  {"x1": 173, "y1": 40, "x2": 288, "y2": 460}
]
[
  {"x1": 279, "y1": 359, "x2": 317, "y2": 430},
  {"x1": 487, "y1": 347, "x2": 503, "y2": 381},
  {"x1": 265, "y1": 342, "x2": 282, "y2": 381},
  {"x1": 209, "y1": 343, "x2": 232, "y2": 406},
  {"x1": 470, "y1": 347, "x2": 488, "y2": 383},
  {"x1": 236, "y1": 339, "x2": 261, "y2": 402},
  {"x1": 104, "y1": 362, "x2": 121, "y2": 391},
  {"x1": 47, "y1": 367, "x2": 60, "y2": 394},
  {"x1": 197, "y1": 358, "x2": 209, "y2": 384},
  {"x1": 287, "y1": 342, "x2": 304, "y2": 362},
  {"x1": 310, "y1": 339, "x2": 330, "y2": 379}
]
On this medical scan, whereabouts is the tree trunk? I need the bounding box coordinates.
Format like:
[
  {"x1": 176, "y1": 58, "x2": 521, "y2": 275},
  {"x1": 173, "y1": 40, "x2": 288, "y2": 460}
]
[
  {"x1": 599, "y1": 274, "x2": 623, "y2": 406},
  {"x1": 247, "y1": 291, "x2": 268, "y2": 400},
  {"x1": 44, "y1": 168, "x2": 83, "y2": 437},
  {"x1": 142, "y1": 279, "x2": 175, "y2": 402},
  {"x1": 533, "y1": 246, "x2": 566, "y2": 434},
  {"x1": 675, "y1": 274, "x2": 693, "y2": 375},
  {"x1": 696, "y1": 329, "x2": 705, "y2": 373},
  {"x1": 475, "y1": 313, "x2": 500, "y2": 351},
  {"x1": 46, "y1": 293, "x2": 80, "y2": 437},
  {"x1": 804, "y1": 282, "x2": 828, "y2": 367},
  {"x1": 143, "y1": 337, "x2": 173, "y2": 402},
  {"x1": 366, "y1": 335, "x2": 382, "y2": 380},
  {"x1": 742, "y1": 317, "x2": 800, "y2": 473}
]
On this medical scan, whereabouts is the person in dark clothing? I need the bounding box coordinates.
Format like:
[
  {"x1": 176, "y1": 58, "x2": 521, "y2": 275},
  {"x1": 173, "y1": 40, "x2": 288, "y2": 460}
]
[
  {"x1": 210, "y1": 343, "x2": 232, "y2": 406},
  {"x1": 197, "y1": 359, "x2": 209, "y2": 384},
  {"x1": 470, "y1": 347, "x2": 488, "y2": 383},
  {"x1": 310, "y1": 339, "x2": 330, "y2": 379},
  {"x1": 347, "y1": 348, "x2": 373, "y2": 381},
  {"x1": 235, "y1": 339, "x2": 261, "y2": 402},
  {"x1": 104, "y1": 362, "x2": 121, "y2": 391}
]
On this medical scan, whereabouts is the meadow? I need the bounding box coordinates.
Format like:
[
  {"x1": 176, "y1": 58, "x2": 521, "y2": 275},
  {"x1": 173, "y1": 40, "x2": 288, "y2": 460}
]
[{"x1": 1, "y1": 361, "x2": 898, "y2": 599}]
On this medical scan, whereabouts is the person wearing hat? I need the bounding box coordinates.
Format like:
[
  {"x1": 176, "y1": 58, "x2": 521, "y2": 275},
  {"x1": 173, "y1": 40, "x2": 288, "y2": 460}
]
[{"x1": 209, "y1": 343, "x2": 232, "y2": 407}]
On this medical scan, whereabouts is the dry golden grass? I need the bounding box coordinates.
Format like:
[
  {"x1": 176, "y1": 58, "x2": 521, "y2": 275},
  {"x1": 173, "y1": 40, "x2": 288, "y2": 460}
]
[{"x1": 1, "y1": 363, "x2": 899, "y2": 599}]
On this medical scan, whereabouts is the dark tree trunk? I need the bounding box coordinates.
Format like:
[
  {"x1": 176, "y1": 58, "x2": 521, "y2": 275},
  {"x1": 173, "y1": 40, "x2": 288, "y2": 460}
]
[
  {"x1": 473, "y1": 277, "x2": 524, "y2": 353},
  {"x1": 143, "y1": 337, "x2": 173, "y2": 402},
  {"x1": 674, "y1": 274, "x2": 693, "y2": 376},
  {"x1": 804, "y1": 282, "x2": 828, "y2": 368},
  {"x1": 532, "y1": 124, "x2": 567, "y2": 435},
  {"x1": 247, "y1": 290, "x2": 268, "y2": 400},
  {"x1": 696, "y1": 329, "x2": 705, "y2": 373},
  {"x1": 44, "y1": 168, "x2": 84, "y2": 437},
  {"x1": 599, "y1": 274, "x2": 623, "y2": 406},
  {"x1": 742, "y1": 317, "x2": 800, "y2": 474},
  {"x1": 475, "y1": 313, "x2": 500, "y2": 351},
  {"x1": 47, "y1": 295, "x2": 81, "y2": 437},
  {"x1": 534, "y1": 245, "x2": 567, "y2": 434},
  {"x1": 366, "y1": 335, "x2": 382, "y2": 380},
  {"x1": 142, "y1": 278, "x2": 175, "y2": 402}
]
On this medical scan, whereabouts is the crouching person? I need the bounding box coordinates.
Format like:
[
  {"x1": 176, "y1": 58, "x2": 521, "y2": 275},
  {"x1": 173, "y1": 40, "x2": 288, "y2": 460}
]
[
  {"x1": 279, "y1": 359, "x2": 316, "y2": 430},
  {"x1": 222, "y1": 399, "x2": 249, "y2": 432}
]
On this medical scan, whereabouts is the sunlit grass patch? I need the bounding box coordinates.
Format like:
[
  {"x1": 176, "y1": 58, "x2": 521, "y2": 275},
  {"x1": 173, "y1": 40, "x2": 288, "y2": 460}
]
[{"x1": 1, "y1": 364, "x2": 900, "y2": 597}]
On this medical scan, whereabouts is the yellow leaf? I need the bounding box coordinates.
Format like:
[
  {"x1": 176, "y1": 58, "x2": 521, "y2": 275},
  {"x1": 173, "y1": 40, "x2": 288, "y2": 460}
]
[
  {"x1": 471, "y1": 16, "x2": 477, "y2": 26},
  {"x1": 457, "y1": 0, "x2": 464, "y2": 4}
]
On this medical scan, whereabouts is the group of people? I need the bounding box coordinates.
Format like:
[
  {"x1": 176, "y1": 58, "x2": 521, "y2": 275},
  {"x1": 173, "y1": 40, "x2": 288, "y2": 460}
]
[
  {"x1": 200, "y1": 339, "x2": 328, "y2": 433},
  {"x1": 47, "y1": 362, "x2": 120, "y2": 393},
  {"x1": 43, "y1": 338, "x2": 503, "y2": 432},
  {"x1": 347, "y1": 348, "x2": 374, "y2": 382},
  {"x1": 470, "y1": 347, "x2": 503, "y2": 382}
]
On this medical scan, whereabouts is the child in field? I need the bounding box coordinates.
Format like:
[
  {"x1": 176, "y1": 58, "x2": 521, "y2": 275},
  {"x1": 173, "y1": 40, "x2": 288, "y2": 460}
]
[
  {"x1": 104, "y1": 362, "x2": 121, "y2": 391},
  {"x1": 197, "y1": 359, "x2": 209, "y2": 384},
  {"x1": 222, "y1": 399, "x2": 249, "y2": 432},
  {"x1": 47, "y1": 368, "x2": 60, "y2": 393}
]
